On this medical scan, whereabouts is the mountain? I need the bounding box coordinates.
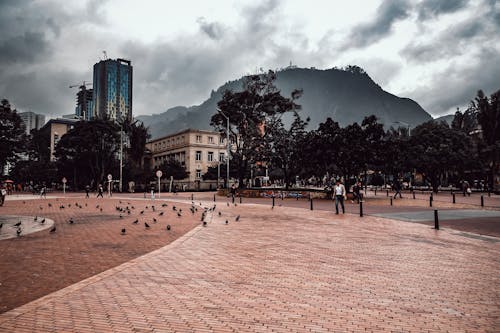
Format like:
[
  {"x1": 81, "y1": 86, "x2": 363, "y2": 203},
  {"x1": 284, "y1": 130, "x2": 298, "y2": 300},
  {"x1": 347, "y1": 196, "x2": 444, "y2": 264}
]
[
  {"x1": 434, "y1": 114, "x2": 455, "y2": 126},
  {"x1": 137, "y1": 66, "x2": 432, "y2": 139}
]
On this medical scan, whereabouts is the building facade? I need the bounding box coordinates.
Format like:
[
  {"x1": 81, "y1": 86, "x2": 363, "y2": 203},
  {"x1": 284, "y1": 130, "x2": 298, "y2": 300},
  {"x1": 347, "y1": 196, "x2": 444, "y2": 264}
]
[
  {"x1": 75, "y1": 86, "x2": 94, "y2": 120},
  {"x1": 146, "y1": 129, "x2": 227, "y2": 182},
  {"x1": 19, "y1": 111, "x2": 46, "y2": 135},
  {"x1": 92, "y1": 58, "x2": 132, "y2": 122},
  {"x1": 39, "y1": 119, "x2": 78, "y2": 161}
]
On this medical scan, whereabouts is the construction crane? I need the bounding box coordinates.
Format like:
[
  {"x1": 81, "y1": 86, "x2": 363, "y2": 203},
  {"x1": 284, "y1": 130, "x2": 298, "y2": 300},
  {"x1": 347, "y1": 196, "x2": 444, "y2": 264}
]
[{"x1": 69, "y1": 81, "x2": 92, "y2": 89}]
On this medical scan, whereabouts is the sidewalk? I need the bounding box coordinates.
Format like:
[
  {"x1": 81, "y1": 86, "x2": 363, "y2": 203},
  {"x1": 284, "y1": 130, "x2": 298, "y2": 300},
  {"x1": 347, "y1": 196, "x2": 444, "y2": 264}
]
[{"x1": 0, "y1": 202, "x2": 498, "y2": 332}]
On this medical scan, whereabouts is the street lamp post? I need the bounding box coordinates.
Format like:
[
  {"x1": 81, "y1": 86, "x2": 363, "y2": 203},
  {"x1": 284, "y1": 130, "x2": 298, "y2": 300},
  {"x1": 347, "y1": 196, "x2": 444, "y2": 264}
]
[{"x1": 217, "y1": 108, "x2": 230, "y2": 189}]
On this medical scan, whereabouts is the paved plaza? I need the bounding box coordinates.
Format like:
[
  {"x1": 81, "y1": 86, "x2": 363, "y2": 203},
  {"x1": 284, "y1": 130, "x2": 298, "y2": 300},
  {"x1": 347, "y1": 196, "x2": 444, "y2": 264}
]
[{"x1": 0, "y1": 193, "x2": 499, "y2": 332}]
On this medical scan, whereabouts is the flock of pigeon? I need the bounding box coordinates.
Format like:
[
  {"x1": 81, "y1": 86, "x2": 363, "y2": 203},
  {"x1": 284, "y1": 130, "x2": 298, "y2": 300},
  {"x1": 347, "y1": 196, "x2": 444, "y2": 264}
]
[{"x1": 4, "y1": 197, "x2": 242, "y2": 238}]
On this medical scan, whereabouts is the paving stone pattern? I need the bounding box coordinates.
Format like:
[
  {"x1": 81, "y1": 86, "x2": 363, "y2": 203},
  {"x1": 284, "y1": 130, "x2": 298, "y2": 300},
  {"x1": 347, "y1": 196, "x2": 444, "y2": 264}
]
[{"x1": 1, "y1": 202, "x2": 498, "y2": 332}]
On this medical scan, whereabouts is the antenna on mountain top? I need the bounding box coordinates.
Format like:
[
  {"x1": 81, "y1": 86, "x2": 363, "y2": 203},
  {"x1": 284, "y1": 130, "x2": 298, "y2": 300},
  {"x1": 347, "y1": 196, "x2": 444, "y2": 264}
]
[{"x1": 103, "y1": 50, "x2": 108, "y2": 60}]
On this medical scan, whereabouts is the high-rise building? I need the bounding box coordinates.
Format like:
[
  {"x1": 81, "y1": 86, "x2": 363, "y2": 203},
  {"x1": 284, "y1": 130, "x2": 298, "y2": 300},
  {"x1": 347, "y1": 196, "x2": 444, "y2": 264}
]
[
  {"x1": 75, "y1": 86, "x2": 93, "y2": 120},
  {"x1": 92, "y1": 58, "x2": 133, "y2": 122},
  {"x1": 19, "y1": 111, "x2": 46, "y2": 135}
]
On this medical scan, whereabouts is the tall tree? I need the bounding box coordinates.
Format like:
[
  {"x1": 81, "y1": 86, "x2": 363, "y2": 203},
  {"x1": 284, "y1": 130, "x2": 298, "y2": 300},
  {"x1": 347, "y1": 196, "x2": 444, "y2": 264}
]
[
  {"x1": 157, "y1": 158, "x2": 188, "y2": 180},
  {"x1": 408, "y1": 121, "x2": 473, "y2": 192},
  {"x1": 451, "y1": 105, "x2": 478, "y2": 134},
  {"x1": 266, "y1": 114, "x2": 309, "y2": 189},
  {"x1": 473, "y1": 89, "x2": 500, "y2": 190},
  {"x1": 54, "y1": 119, "x2": 120, "y2": 189},
  {"x1": 211, "y1": 70, "x2": 302, "y2": 187},
  {"x1": 0, "y1": 99, "x2": 26, "y2": 172}
]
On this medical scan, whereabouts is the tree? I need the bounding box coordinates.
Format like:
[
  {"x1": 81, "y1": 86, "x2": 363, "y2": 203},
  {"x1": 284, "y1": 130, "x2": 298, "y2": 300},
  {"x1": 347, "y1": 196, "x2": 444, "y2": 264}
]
[
  {"x1": 122, "y1": 119, "x2": 151, "y2": 186},
  {"x1": 54, "y1": 119, "x2": 120, "y2": 189},
  {"x1": 473, "y1": 89, "x2": 500, "y2": 190},
  {"x1": 407, "y1": 121, "x2": 474, "y2": 192},
  {"x1": 158, "y1": 158, "x2": 188, "y2": 180},
  {"x1": 0, "y1": 99, "x2": 26, "y2": 172},
  {"x1": 211, "y1": 70, "x2": 302, "y2": 188},
  {"x1": 266, "y1": 114, "x2": 309, "y2": 189},
  {"x1": 451, "y1": 105, "x2": 477, "y2": 134}
]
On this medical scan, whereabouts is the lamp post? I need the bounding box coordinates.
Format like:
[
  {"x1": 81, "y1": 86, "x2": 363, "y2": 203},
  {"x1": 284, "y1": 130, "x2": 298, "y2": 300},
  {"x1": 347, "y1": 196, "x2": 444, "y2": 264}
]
[{"x1": 217, "y1": 108, "x2": 230, "y2": 189}]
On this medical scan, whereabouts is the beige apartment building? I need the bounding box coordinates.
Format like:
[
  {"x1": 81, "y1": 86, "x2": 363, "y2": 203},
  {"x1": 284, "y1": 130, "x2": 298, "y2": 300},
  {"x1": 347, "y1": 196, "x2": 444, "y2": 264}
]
[
  {"x1": 146, "y1": 129, "x2": 227, "y2": 182},
  {"x1": 40, "y1": 118, "x2": 78, "y2": 161}
]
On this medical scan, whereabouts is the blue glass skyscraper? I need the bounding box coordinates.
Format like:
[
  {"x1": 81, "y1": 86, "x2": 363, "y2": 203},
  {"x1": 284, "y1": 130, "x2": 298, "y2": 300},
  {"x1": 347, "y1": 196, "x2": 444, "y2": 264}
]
[{"x1": 92, "y1": 58, "x2": 133, "y2": 122}]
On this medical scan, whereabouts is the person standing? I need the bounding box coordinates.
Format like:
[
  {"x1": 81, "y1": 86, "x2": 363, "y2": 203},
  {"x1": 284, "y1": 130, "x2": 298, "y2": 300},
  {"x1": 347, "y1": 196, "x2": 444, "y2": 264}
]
[
  {"x1": 85, "y1": 185, "x2": 90, "y2": 198},
  {"x1": 40, "y1": 185, "x2": 47, "y2": 199},
  {"x1": 97, "y1": 184, "x2": 104, "y2": 198},
  {"x1": 393, "y1": 179, "x2": 402, "y2": 199},
  {"x1": 352, "y1": 181, "x2": 362, "y2": 203},
  {"x1": 334, "y1": 180, "x2": 346, "y2": 214}
]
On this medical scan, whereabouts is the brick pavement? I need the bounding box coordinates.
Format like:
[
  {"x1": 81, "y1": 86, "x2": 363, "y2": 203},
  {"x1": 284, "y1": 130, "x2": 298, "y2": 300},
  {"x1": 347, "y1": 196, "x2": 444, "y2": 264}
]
[
  {"x1": 0, "y1": 199, "x2": 498, "y2": 332},
  {"x1": 0, "y1": 196, "x2": 201, "y2": 314}
]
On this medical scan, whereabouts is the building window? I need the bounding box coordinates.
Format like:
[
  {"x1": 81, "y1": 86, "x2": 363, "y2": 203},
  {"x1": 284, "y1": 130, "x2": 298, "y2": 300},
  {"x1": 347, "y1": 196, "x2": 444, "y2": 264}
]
[
  {"x1": 219, "y1": 152, "x2": 225, "y2": 162},
  {"x1": 219, "y1": 136, "x2": 224, "y2": 144},
  {"x1": 208, "y1": 151, "x2": 214, "y2": 162},
  {"x1": 196, "y1": 135, "x2": 202, "y2": 143},
  {"x1": 208, "y1": 136, "x2": 214, "y2": 144},
  {"x1": 195, "y1": 151, "x2": 202, "y2": 161},
  {"x1": 196, "y1": 169, "x2": 202, "y2": 179}
]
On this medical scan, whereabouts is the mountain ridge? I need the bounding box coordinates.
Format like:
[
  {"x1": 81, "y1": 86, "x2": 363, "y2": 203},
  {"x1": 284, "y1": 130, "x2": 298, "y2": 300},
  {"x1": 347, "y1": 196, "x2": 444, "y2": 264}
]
[{"x1": 137, "y1": 66, "x2": 433, "y2": 139}]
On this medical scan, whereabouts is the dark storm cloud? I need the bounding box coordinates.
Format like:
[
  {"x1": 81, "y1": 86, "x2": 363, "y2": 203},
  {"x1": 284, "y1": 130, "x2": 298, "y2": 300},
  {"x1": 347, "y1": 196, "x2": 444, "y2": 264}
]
[
  {"x1": 346, "y1": 0, "x2": 411, "y2": 48},
  {"x1": 197, "y1": 17, "x2": 225, "y2": 40},
  {"x1": 408, "y1": 47, "x2": 500, "y2": 116},
  {"x1": 0, "y1": 32, "x2": 51, "y2": 64},
  {"x1": 418, "y1": 0, "x2": 469, "y2": 20}
]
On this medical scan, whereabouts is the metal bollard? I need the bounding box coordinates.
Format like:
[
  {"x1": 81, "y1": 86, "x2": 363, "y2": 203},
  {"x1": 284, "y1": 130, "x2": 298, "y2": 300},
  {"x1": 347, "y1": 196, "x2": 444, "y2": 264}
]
[
  {"x1": 481, "y1": 195, "x2": 484, "y2": 207},
  {"x1": 430, "y1": 194, "x2": 433, "y2": 207},
  {"x1": 434, "y1": 210, "x2": 439, "y2": 230},
  {"x1": 213, "y1": 194, "x2": 216, "y2": 202},
  {"x1": 375, "y1": 188, "x2": 377, "y2": 196},
  {"x1": 239, "y1": 195, "x2": 242, "y2": 204},
  {"x1": 272, "y1": 196, "x2": 275, "y2": 207},
  {"x1": 232, "y1": 195, "x2": 235, "y2": 204},
  {"x1": 359, "y1": 201, "x2": 363, "y2": 217},
  {"x1": 453, "y1": 193, "x2": 456, "y2": 204},
  {"x1": 191, "y1": 194, "x2": 194, "y2": 201},
  {"x1": 310, "y1": 198, "x2": 313, "y2": 210},
  {"x1": 390, "y1": 198, "x2": 393, "y2": 206},
  {"x1": 413, "y1": 191, "x2": 416, "y2": 199},
  {"x1": 386, "y1": 189, "x2": 389, "y2": 197}
]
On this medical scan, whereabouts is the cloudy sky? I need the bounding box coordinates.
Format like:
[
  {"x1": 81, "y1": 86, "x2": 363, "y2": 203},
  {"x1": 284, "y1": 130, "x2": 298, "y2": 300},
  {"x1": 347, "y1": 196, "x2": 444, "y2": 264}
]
[{"x1": 1, "y1": 0, "x2": 499, "y2": 119}]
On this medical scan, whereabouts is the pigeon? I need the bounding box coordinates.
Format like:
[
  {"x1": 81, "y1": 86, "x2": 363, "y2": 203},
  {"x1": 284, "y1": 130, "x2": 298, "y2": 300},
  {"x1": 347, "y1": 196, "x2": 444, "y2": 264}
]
[
  {"x1": 153, "y1": 218, "x2": 157, "y2": 223},
  {"x1": 172, "y1": 206, "x2": 177, "y2": 211},
  {"x1": 177, "y1": 212, "x2": 182, "y2": 217},
  {"x1": 68, "y1": 218, "x2": 74, "y2": 224},
  {"x1": 40, "y1": 218, "x2": 45, "y2": 224},
  {"x1": 132, "y1": 219, "x2": 139, "y2": 224},
  {"x1": 234, "y1": 203, "x2": 238, "y2": 207},
  {"x1": 49, "y1": 226, "x2": 56, "y2": 233},
  {"x1": 119, "y1": 214, "x2": 123, "y2": 219},
  {"x1": 140, "y1": 210, "x2": 144, "y2": 215},
  {"x1": 203, "y1": 221, "x2": 207, "y2": 227},
  {"x1": 152, "y1": 206, "x2": 156, "y2": 212},
  {"x1": 225, "y1": 220, "x2": 228, "y2": 224},
  {"x1": 218, "y1": 212, "x2": 222, "y2": 216},
  {"x1": 158, "y1": 212, "x2": 164, "y2": 216},
  {"x1": 121, "y1": 228, "x2": 126, "y2": 235},
  {"x1": 127, "y1": 211, "x2": 131, "y2": 215},
  {"x1": 179, "y1": 208, "x2": 182, "y2": 213},
  {"x1": 40, "y1": 206, "x2": 43, "y2": 210},
  {"x1": 166, "y1": 224, "x2": 171, "y2": 231},
  {"x1": 34, "y1": 216, "x2": 38, "y2": 221},
  {"x1": 235, "y1": 215, "x2": 240, "y2": 222},
  {"x1": 48, "y1": 203, "x2": 52, "y2": 207},
  {"x1": 131, "y1": 206, "x2": 135, "y2": 209},
  {"x1": 145, "y1": 206, "x2": 149, "y2": 209},
  {"x1": 161, "y1": 203, "x2": 167, "y2": 207},
  {"x1": 85, "y1": 203, "x2": 88, "y2": 207},
  {"x1": 23, "y1": 201, "x2": 26, "y2": 204},
  {"x1": 144, "y1": 222, "x2": 150, "y2": 228},
  {"x1": 16, "y1": 228, "x2": 22, "y2": 236},
  {"x1": 68, "y1": 204, "x2": 71, "y2": 208},
  {"x1": 14, "y1": 221, "x2": 21, "y2": 227}
]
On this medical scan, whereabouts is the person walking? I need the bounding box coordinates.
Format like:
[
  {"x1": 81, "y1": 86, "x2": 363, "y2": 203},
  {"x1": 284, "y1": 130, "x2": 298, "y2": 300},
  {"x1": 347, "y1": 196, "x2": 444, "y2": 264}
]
[
  {"x1": 97, "y1": 184, "x2": 104, "y2": 198},
  {"x1": 352, "y1": 181, "x2": 362, "y2": 203},
  {"x1": 393, "y1": 179, "x2": 402, "y2": 199},
  {"x1": 85, "y1": 185, "x2": 90, "y2": 198},
  {"x1": 334, "y1": 180, "x2": 346, "y2": 214},
  {"x1": 40, "y1": 185, "x2": 47, "y2": 199}
]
